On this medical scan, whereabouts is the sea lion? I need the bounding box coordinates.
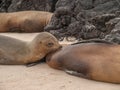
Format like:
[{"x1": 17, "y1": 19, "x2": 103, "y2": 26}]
[
  {"x1": 0, "y1": 32, "x2": 61, "y2": 65},
  {"x1": 0, "y1": 11, "x2": 53, "y2": 32},
  {"x1": 46, "y1": 39, "x2": 120, "y2": 83}
]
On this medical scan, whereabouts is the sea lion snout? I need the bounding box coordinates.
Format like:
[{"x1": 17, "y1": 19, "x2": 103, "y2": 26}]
[
  {"x1": 51, "y1": 42, "x2": 62, "y2": 52},
  {"x1": 53, "y1": 45, "x2": 62, "y2": 52}
]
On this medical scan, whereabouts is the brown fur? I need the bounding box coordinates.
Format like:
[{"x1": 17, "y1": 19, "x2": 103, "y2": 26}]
[
  {"x1": 0, "y1": 11, "x2": 53, "y2": 32},
  {"x1": 0, "y1": 32, "x2": 61, "y2": 65},
  {"x1": 46, "y1": 41, "x2": 120, "y2": 83}
]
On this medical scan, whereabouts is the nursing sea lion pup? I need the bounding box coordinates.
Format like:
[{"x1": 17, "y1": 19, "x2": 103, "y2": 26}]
[
  {"x1": 0, "y1": 32, "x2": 61, "y2": 65},
  {"x1": 46, "y1": 40, "x2": 120, "y2": 83},
  {"x1": 0, "y1": 11, "x2": 53, "y2": 32}
]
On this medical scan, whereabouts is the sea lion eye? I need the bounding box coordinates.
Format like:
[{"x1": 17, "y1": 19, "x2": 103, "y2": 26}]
[{"x1": 47, "y1": 42, "x2": 54, "y2": 47}]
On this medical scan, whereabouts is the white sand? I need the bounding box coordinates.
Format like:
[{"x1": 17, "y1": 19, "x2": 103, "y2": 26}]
[{"x1": 0, "y1": 33, "x2": 119, "y2": 90}]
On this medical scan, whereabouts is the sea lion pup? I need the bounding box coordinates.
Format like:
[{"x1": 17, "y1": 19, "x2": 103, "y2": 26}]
[
  {"x1": 0, "y1": 32, "x2": 61, "y2": 65},
  {"x1": 0, "y1": 11, "x2": 53, "y2": 32},
  {"x1": 46, "y1": 39, "x2": 120, "y2": 83}
]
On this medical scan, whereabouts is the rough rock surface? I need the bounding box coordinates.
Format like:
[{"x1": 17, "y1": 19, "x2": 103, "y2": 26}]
[
  {"x1": 45, "y1": 0, "x2": 120, "y2": 43},
  {"x1": 0, "y1": 0, "x2": 58, "y2": 12}
]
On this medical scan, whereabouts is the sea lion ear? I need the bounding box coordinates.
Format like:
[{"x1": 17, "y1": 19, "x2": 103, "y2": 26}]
[{"x1": 47, "y1": 42, "x2": 54, "y2": 47}]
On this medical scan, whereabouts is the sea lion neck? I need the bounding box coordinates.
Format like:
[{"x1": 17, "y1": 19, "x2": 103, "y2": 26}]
[
  {"x1": 25, "y1": 41, "x2": 44, "y2": 63},
  {"x1": 28, "y1": 37, "x2": 43, "y2": 55}
]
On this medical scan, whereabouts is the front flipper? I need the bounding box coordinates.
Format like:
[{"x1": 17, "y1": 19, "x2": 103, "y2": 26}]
[
  {"x1": 26, "y1": 57, "x2": 45, "y2": 67},
  {"x1": 64, "y1": 69, "x2": 90, "y2": 79},
  {"x1": 26, "y1": 61, "x2": 42, "y2": 67}
]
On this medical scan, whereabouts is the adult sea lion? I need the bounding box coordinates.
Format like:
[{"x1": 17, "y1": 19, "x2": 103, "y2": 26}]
[
  {"x1": 46, "y1": 39, "x2": 120, "y2": 83},
  {"x1": 0, "y1": 11, "x2": 53, "y2": 32},
  {"x1": 0, "y1": 32, "x2": 61, "y2": 65}
]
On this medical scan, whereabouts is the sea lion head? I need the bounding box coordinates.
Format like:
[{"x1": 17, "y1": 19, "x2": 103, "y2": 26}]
[{"x1": 31, "y1": 32, "x2": 62, "y2": 55}]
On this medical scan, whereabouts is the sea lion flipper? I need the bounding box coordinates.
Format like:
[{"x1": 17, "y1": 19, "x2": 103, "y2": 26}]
[
  {"x1": 26, "y1": 58, "x2": 46, "y2": 67},
  {"x1": 26, "y1": 61, "x2": 42, "y2": 67},
  {"x1": 26, "y1": 62, "x2": 40, "y2": 67},
  {"x1": 65, "y1": 69, "x2": 90, "y2": 79}
]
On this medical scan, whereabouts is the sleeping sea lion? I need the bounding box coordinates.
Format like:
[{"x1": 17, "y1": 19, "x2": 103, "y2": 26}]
[
  {"x1": 46, "y1": 39, "x2": 120, "y2": 83},
  {"x1": 0, "y1": 11, "x2": 53, "y2": 32},
  {"x1": 0, "y1": 32, "x2": 61, "y2": 65}
]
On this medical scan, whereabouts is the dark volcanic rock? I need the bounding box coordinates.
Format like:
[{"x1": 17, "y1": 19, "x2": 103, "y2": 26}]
[
  {"x1": 45, "y1": 7, "x2": 116, "y2": 40},
  {"x1": 92, "y1": 0, "x2": 120, "y2": 13},
  {"x1": 45, "y1": 0, "x2": 120, "y2": 44},
  {"x1": 0, "y1": 0, "x2": 12, "y2": 12},
  {"x1": 0, "y1": 0, "x2": 58, "y2": 12},
  {"x1": 8, "y1": 0, "x2": 53, "y2": 12},
  {"x1": 106, "y1": 17, "x2": 120, "y2": 31},
  {"x1": 91, "y1": 14, "x2": 116, "y2": 33},
  {"x1": 104, "y1": 17, "x2": 120, "y2": 43}
]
